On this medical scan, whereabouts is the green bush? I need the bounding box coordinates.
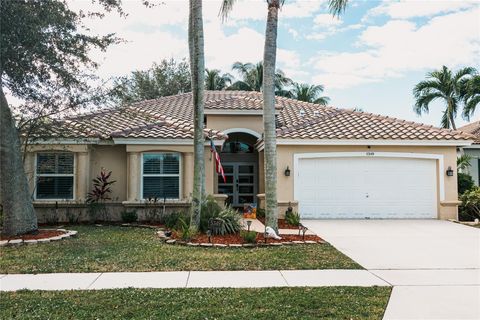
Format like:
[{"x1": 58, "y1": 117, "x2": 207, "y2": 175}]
[
  {"x1": 459, "y1": 187, "x2": 480, "y2": 221},
  {"x1": 285, "y1": 211, "x2": 301, "y2": 226},
  {"x1": 199, "y1": 195, "x2": 223, "y2": 232},
  {"x1": 241, "y1": 230, "x2": 257, "y2": 244},
  {"x1": 458, "y1": 172, "x2": 475, "y2": 195},
  {"x1": 164, "y1": 211, "x2": 187, "y2": 229},
  {"x1": 175, "y1": 217, "x2": 197, "y2": 241},
  {"x1": 256, "y1": 208, "x2": 265, "y2": 219},
  {"x1": 121, "y1": 210, "x2": 138, "y2": 223},
  {"x1": 200, "y1": 200, "x2": 242, "y2": 235}
]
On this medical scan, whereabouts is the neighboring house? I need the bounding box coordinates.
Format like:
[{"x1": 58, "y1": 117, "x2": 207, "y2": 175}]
[
  {"x1": 25, "y1": 91, "x2": 474, "y2": 221},
  {"x1": 458, "y1": 121, "x2": 480, "y2": 185}
]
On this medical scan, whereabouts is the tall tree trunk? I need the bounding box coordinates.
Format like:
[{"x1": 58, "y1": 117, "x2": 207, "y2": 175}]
[
  {"x1": 0, "y1": 85, "x2": 38, "y2": 236},
  {"x1": 189, "y1": 0, "x2": 205, "y2": 228},
  {"x1": 262, "y1": 1, "x2": 279, "y2": 231},
  {"x1": 447, "y1": 100, "x2": 457, "y2": 130}
]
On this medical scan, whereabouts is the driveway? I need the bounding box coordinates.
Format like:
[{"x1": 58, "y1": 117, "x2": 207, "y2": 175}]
[{"x1": 303, "y1": 220, "x2": 480, "y2": 320}]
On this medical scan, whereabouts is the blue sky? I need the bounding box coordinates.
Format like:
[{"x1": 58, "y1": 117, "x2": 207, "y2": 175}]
[{"x1": 78, "y1": 0, "x2": 480, "y2": 128}]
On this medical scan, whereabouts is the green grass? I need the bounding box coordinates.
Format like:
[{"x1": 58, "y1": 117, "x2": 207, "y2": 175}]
[
  {"x1": 0, "y1": 287, "x2": 391, "y2": 320},
  {"x1": 0, "y1": 225, "x2": 360, "y2": 273}
]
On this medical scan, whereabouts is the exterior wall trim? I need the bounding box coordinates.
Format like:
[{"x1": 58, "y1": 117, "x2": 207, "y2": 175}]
[
  {"x1": 293, "y1": 152, "x2": 446, "y2": 206},
  {"x1": 205, "y1": 109, "x2": 280, "y2": 115},
  {"x1": 257, "y1": 139, "x2": 473, "y2": 150},
  {"x1": 222, "y1": 128, "x2": 262, "y2": 139},
  {"x1": 113, "y1": 138, "x2": 225, "y2": 146}
]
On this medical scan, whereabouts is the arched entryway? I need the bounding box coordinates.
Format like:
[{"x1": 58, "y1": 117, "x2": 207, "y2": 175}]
[{"x1": 217, "y1": 132, "x2": 259, "y2": 208}]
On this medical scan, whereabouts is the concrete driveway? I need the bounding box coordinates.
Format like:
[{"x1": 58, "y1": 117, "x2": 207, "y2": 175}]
[{"x1": 303, "y1": 220, "x2": 480, "y2": 320}]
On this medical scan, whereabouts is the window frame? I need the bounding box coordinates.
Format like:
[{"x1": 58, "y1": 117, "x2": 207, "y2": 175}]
[
  {"x1": 141, "y1": 152, "x2": 182, "y2": 200},
  {"x1": 34, "y1": 152, "x2": 76, "y2": 201}
]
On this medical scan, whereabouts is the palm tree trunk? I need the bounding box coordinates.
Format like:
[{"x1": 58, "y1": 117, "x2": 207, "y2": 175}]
[
  {"x1": 262, "y1": 1, "x2": 279, "y2": 231},
  {"x1": 447, "y1": 100, "x2": 457, "y2": 130},
  {"x1": 0, "y1": 85, "x2": 38, "y2": 236},
  {"x1": 189, "y1": 0, "x2": 205, "y2": 228}
]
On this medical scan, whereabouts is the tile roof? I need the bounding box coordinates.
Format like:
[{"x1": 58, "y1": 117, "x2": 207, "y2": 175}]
[
  {"x1": 44, "y1": 90, "x2": 473, "y2": 143},
  {"x1": 459, "y1": 121, "x2": 480, "y2": 144}
]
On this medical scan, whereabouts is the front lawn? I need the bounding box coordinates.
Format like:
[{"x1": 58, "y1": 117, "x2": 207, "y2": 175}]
[
  {"x1": 0, "y1": 225, "x2": 360, "y2": 273},
  {"x1": 0, "y1": 287, "x2": 391, "y2": 320}
]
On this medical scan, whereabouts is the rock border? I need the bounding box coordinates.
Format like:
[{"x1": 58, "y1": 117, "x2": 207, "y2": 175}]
[
  {"x1": 157, "y1": 231, "x2": 326, "y2": 248},
  {"x1": 0, "y1": 229, "x2": 78, "y2": 247}
]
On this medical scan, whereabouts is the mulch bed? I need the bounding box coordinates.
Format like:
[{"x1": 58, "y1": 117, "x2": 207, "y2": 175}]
[
  {"x1": 257, "y1": 217, "x2": 300, "y2": 230},
  {"x1": 173, "y1": 232, "x2": 322, "y2": 245},
  {"x1": 0, "y1": 229, "x2": 66, "y2": 241}
]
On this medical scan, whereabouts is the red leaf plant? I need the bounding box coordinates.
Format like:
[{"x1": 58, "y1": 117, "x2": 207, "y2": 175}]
[{"x1": 86, "y1": 168, "x2": 116, "y2": 203}]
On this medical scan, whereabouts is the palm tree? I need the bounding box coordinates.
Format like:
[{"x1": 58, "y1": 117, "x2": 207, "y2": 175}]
[
  {"x1": 413, "y1": 66, "x2": 477, "y2": 130},
  {"x1": 229, "y1": 61, "x2": 292, "y2": 93},
  {"x1": 205, "y1": 69, "x2": 233, "y2": 90},
  {"x1": 189, "y1": 0, "x2": 206, "y2": 228},
  {"x1": 462, "y1": 74, "x2": 480, "y2": 120},
  {"x1": 289, "y1": 83, "x2": 330, "y2": 105},
  {"x1": 221, "y1": 0, "x2": 348, "y2": 231}
]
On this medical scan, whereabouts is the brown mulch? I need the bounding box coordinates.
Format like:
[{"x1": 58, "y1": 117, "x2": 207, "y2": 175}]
[
  {"x1": 173, "y1": 232, "x2": 322, "y2": 245},
  {"x1": 257, "y1": 217, "x2": 300, "y2": 230},
  {"x1": 0, "y1": 229, "x2": 66, "y2": 241}
]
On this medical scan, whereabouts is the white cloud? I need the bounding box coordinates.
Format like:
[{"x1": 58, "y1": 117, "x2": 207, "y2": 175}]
[
  {"x1": 311, "y1": 7, "x2": 480, "y2": 89},
  {"x1": 313, "y1": 14, "x2": 343, "y2": 27},
  {"x1": 288, "y1": 28, "x2": 299, "y2": 39},
  {"x1": 366, "y1": 0, "x2": 477, "y2": 19}
]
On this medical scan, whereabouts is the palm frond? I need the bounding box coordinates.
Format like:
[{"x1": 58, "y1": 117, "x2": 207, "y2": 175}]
[
  {"x1": 457, "y1": 154, "x2": 472, "y2": 171},
  {"x1": 413, "y1": 92, "x2": 443, "y2": 115},
  {"x1": 328, "y1": 0, "x2": 349, "y2": 17},
  {"x1": 219, "y1": 0, "x2": 237, "y2": 22}
]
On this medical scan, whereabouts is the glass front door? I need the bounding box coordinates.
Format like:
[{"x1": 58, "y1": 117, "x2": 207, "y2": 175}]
[{"x1": 218, "y1": 163, "x2": 257, "y2": 207}]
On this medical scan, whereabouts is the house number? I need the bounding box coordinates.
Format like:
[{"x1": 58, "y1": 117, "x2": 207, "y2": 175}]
[{"x1": 366, "y1": 152, "x2": 375, "y2": 156}]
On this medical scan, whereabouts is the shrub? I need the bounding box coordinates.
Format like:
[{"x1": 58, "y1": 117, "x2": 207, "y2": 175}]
[
  {"x1": 208, "y1": 206, "x2": 242, "y2": 235},
  {"x1": 256, "y1": 208, "x2": 265, "y2": 219},
  {"x1": 86, "y1": 168, "x2": 116, "y2": 223},
  {"x1": 458, "y1": 172, "x2": 474, "y2": 195},
  {"x1": 285, "y1": 211, "x2": 301, "y2": 226},
  {"x1": 241, "y1": 230, "x2": 257, "y2": 244},
  {"x1": 199, "y1": 195, "x2": 223, "y2": 232},
  {"x1": 121, "y1": 210, "x2": 138, "y2": 223},
  {"x1": 164, "y1": 211, "x2": 187, "y2": 229},
  {"x1": 176, "y1": 217, "x2": 197, "y2": 241},
  {"x1": 459, "y1": 187, "x2": 480, "y2": 221}
]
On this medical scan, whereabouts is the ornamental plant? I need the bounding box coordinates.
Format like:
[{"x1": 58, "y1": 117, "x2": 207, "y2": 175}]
[{"x1": 86, "y1": 168, "x2": 116, "y2": 222}]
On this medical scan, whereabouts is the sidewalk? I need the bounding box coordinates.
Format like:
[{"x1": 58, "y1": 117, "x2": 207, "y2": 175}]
[{"x1": 0, "y1": 269, "x2": 389, "y2": 291}]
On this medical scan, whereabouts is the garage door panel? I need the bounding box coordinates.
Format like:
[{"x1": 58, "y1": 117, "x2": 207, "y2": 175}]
[{"x1": 296, "y1": 157, "x2": 437, "y2": 219}]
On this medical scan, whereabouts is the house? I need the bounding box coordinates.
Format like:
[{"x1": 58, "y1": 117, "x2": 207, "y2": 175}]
[
  {"x1": 458, "y1": 121, "x2": 480, "y2": 185},
  {"x1": 25, "y1": 91, "x2": 474, "y2": 221}
]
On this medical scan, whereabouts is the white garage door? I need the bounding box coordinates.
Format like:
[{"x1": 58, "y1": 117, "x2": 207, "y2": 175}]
[{"x1": 296, "y1": 156, "x2": 438, "y2": 219}]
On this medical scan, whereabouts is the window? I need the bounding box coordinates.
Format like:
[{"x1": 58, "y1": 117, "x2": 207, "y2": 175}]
[
  {"x1": 142, "y1": 153, "x2": 180, "y2": 199},
  {"x1": 36, "y1": 152, "x2": 74, "y2": 200}
]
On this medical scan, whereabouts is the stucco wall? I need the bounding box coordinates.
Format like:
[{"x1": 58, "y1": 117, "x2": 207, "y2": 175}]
[
  {"x1": 90, "y1": 145, "x2": 127, "y2": 201},
  {"x1": 206, "y1": 115, "x2": 263, "y2": 135},
  {"x1": 276, "y1": 144, "x2": 459, "y2": 220}
]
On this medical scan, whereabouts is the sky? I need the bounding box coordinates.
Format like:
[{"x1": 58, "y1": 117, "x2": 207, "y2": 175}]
[{"x1": 74, "y1": 0, "x2": 479, "y2": 128}]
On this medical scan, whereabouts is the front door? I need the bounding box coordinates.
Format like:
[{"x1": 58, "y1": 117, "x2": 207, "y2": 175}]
[{"x1": 218, "y1": 163, "x2": 257, "y2": 207}]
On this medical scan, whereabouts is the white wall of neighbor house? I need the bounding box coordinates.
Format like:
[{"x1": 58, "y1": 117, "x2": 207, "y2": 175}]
[
  {"x1": 462, "y1": 148, "x2": 480, "y2": 185},
  {"x1": 276, "y1": 144, "x2": 460, "y2": 220}
]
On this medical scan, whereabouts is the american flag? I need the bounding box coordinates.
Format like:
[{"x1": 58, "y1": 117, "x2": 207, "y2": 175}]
[{"x1": 210, "y1": 139, "x2": 226, "y2": 183}]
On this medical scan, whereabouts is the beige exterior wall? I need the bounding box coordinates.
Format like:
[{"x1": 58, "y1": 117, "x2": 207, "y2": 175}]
[
  {"x1": 206, "y1": 115, "x2": 263, "y2": 135},
  {"x1": 90, "y1": 145, "x2": 127, "y2": 201},
  {"x1": 25, "y1": 141, "x2": 461, "y2": 221},
  {"x1": 276, "y1": 144, "x2": 459, "y2": 220}
]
